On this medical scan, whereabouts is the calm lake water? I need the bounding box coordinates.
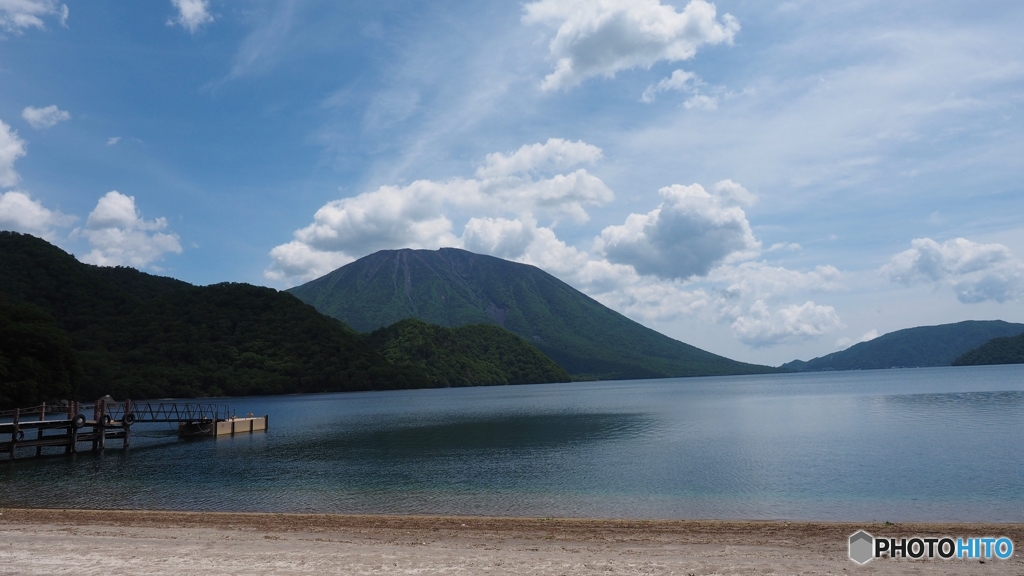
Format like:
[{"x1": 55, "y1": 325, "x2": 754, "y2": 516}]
[{"x1": 3, "y1": 365, "x2": 1023, "y2": 521}]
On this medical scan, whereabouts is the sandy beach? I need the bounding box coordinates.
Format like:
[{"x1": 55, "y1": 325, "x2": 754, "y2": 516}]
[{"x1": 1, "y1": 509, "x2": 1021, "y2": 575}]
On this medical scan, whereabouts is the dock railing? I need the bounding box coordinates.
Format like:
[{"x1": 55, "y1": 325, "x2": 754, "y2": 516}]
[{"x1": 1, "y1": 398, "x2": 248, "y2": 461}]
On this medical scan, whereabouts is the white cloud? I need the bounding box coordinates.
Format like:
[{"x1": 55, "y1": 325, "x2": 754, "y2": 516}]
[
  {"x1": 767, "y1": 242, "x2": 802, "y2": 253},
  {"x1": 21, "y1": 105, "x2": 70, "y2": 129},
  {"x1": 289, "y1": 180, "x2": 461, "y2": 257},
  {"x1": 107, "y1": 137, "x2": 121, "y2": 146},
  {"x1": 0, "y1": 0, "x2": 67, "y2": 32},
  {"x1": 168, "y1": 0, "x2": 212, "y2": 34},
  {"x1": 0, "y1": 119, "x2": 26, "y2": 188},
  {"x1": 730, "y1": 300, "x2": 843, "y2": 347},
  {"x1": 266, "y1": 148, "x2": 844, "y2": 351},
  {"x1": 683, "y1": 93, "x2": 717, "y2": 110},
  {"x1": 836, "y1": 329, "x2": 878, "y2": 349},
  {"x1": 475, "y1": 138, "x2": 603, "y2": 178},
  {"x1": 882, "y1": 237, "x2": 1024, "y2": 303},
  {"x1": 523, "y1": 0, "x2": 738, "y2": 91},
  {"x1": 266, "y1": 139, "x2": 613, "y2": 283},
  {"x1": 78, "y1": 191, "x2": 182, "y2": 268},
  {"x1": 596, "y1": 180, "x2": 758, "y2": 280},
  {"x1": 462, "y1": 217, "x2": 537, "y2": 260},
  {"x1": 708, "y1": 261, "x2": 841, "y2": 303},
  {"x1": 0, "y1": 190, "x2": 75, "y2": 239},
  {"x1": 264, "y1": 241, "x2": 354, "y2": 283},
  {"x1": 641, "y1": 69, "x2": 695, "y2": 103}
]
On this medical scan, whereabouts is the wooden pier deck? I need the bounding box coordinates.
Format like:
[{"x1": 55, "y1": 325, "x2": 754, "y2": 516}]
[{"x1": 0, "y1": 399, "x2": 267, "y2": 461}]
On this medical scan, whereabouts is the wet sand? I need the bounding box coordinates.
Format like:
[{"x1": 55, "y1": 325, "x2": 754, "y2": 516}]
[{"x1": 1, "y1": 508, "x2": 1022, "y2": 575}]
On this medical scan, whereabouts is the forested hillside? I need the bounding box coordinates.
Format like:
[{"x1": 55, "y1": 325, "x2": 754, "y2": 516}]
[
  {"x1": 290, "y1": 248, "x2": 778, "y2": 380},
  {"x1": 0, "y1": 233, "x2": 575, "y2": 409},
  {"x1": 953, "y1": 333, "x2": 1024, "y2": 366},
  {"x1": 367, "y1": 319, "x2": 570, "y2": 387},
  {"x1": 0, "y1": 232, "x2": 421, "y2": 406}
]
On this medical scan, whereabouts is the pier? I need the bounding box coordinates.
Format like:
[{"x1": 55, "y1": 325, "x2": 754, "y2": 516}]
[{"x1": 0, "y1": 399, "x2": 268, "y2": 461}]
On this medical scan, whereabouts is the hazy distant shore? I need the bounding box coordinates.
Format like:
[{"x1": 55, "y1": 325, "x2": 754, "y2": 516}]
[{"x1": 2, "y1": 508, "x2": 1021, "y2": 575}]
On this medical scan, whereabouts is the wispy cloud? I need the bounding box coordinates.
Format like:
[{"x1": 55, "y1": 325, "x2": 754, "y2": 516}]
[
  {"x1": 0, "y1": 0, "x2": 67, "y2": 33},
  {"x1": 22, "y1": 105, "x2": 70, "y2": 129}
]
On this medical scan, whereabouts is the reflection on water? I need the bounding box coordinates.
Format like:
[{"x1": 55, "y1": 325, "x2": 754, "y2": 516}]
[
  {"x1": 2, "y1": 365, "x2": 1024, "y2": 521},
  {"x1": 318, "y1": 413, "x2": 652, "y2": 453},
  {"x1": 880, "y1": 390, "x2": 1024, "y2": 410}
]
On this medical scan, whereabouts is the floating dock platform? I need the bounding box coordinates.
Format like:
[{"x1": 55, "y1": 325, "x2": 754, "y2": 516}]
[{"x1": 179, "y1": 415, "x2": 268, "y2": 437}]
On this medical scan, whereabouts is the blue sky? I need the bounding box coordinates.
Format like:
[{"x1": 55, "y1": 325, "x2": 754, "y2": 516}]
[{"x1": 2, "y1": 0, "x2": 1023, "y2": 366}]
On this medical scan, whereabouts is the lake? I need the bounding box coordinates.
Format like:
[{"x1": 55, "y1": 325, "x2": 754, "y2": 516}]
[{"x1": 3, "y1": 365, "x2": 1023, "y2": 521}]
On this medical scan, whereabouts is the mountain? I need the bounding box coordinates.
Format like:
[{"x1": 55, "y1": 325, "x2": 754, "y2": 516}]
[
  {"x1": 781, "y1": 320, "x2": 1024, "y2": 372},
  {"x1": 0, "y1": 232, "x2": 426, "y2": 405},
  {"x1": 366, "y1": 318, "x2": 571, "y2": 387},
  {"x1": 953, "y1": 332, "x2": 1024, "y2": 366},
  {"x1": 288, "y1": 248, "x2": 777, "y2": 380}
]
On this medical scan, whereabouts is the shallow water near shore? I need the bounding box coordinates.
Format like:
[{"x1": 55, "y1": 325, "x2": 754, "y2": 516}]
[{"x1": 3, "y1": 365, "x2": 1023, "y2": 521}]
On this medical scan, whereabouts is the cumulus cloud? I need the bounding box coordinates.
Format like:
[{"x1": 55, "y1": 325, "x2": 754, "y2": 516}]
[
  {"x1": 0, "y1": 0, "x2": 67, "y2": 32},
  {"x1": 596, "y1": 180, "x2": 758, "y2": 280},
  {"x1": 641, "y1": 69, "x2": 695, "y2": 103},
  {"x1": 0, "y1": 119, "x2": 26, "y2": 188},
  {"x1": 78, "y1": 191, "x2": 182, "y2": 268},
  {"x1": 462, "y1": 217, "x2": 537, "y2": 260},
  {"x1": 21, "y1": 105, "x2": 70, "y2": 129},
  {"x1": 168, "y1": 0, "x2": 212, "y2": 33},
  {"x1": 288, "y1": 180, "x2": 461, "y2": 259},
  {"x1": 704, "y1": 261, "x2": 843, "y2": 347},
  {"x1": 266, "y1": 139, "x2": 613, "y2": 283},
  {"x1": 107, "y1": 136, "x2": 121, "y2": 146},
  {"x1": 264, "y1": 241, "x2": 354, "y2": 283},
  {"x1": 730, "y1": 300, "x2": 843, "y2": 347},
  {"x1": 523, "y1": 0, "x2": 738, "y2": 91},
  {"x1": 475, "y1": 138, "x2": 603, "y2": 178},
  {"x1": 709, "y1": 262, "x2": 841, "y2": 303},
  {"x1": 0, "y1": 190, "x2": 75, "y2": 239},
  {"x1": 266, "y1": 149, "x2": 843, "y2": 350},
  {"x1": 882, "y1": 237, "x2": 1024, "y2": 303}
]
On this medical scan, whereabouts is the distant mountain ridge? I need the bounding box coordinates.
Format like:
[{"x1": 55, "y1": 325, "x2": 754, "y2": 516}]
[
  {"x1": 781, "y1": 320, "x2": 1024, "y2": 372},
  {"x1": 288, "y1": 248, "x2": 778, "y2": 380}
]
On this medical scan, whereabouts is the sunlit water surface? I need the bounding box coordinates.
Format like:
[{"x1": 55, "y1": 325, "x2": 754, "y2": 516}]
[{"x1": 3, "y1": 365, "x2": 1023, "y2": 521}]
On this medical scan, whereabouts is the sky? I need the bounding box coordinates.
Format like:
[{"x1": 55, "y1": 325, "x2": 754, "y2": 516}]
[{"x1": 1, "y1": 0, "x2": 1023, "y2": 367}]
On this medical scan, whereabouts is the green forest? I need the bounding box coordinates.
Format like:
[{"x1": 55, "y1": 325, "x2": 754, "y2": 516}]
[
  {"x1": 0, "y1": 232, "x2": 572, "y2": 409},
  {"x1": 953, "y1": 333, "x2": 1024, "y2": 366},
  {"x1": 367, "y1": 318, "x2": 570, "y2": 387}
]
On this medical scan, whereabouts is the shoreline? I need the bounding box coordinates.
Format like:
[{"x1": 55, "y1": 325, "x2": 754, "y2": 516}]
[
  {"x1": 4, "y1": 506, "x2": 1024, "y2": 531},
  {"x1": 3, "y1": 508, "x2": 1023, "y2": 575}
]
